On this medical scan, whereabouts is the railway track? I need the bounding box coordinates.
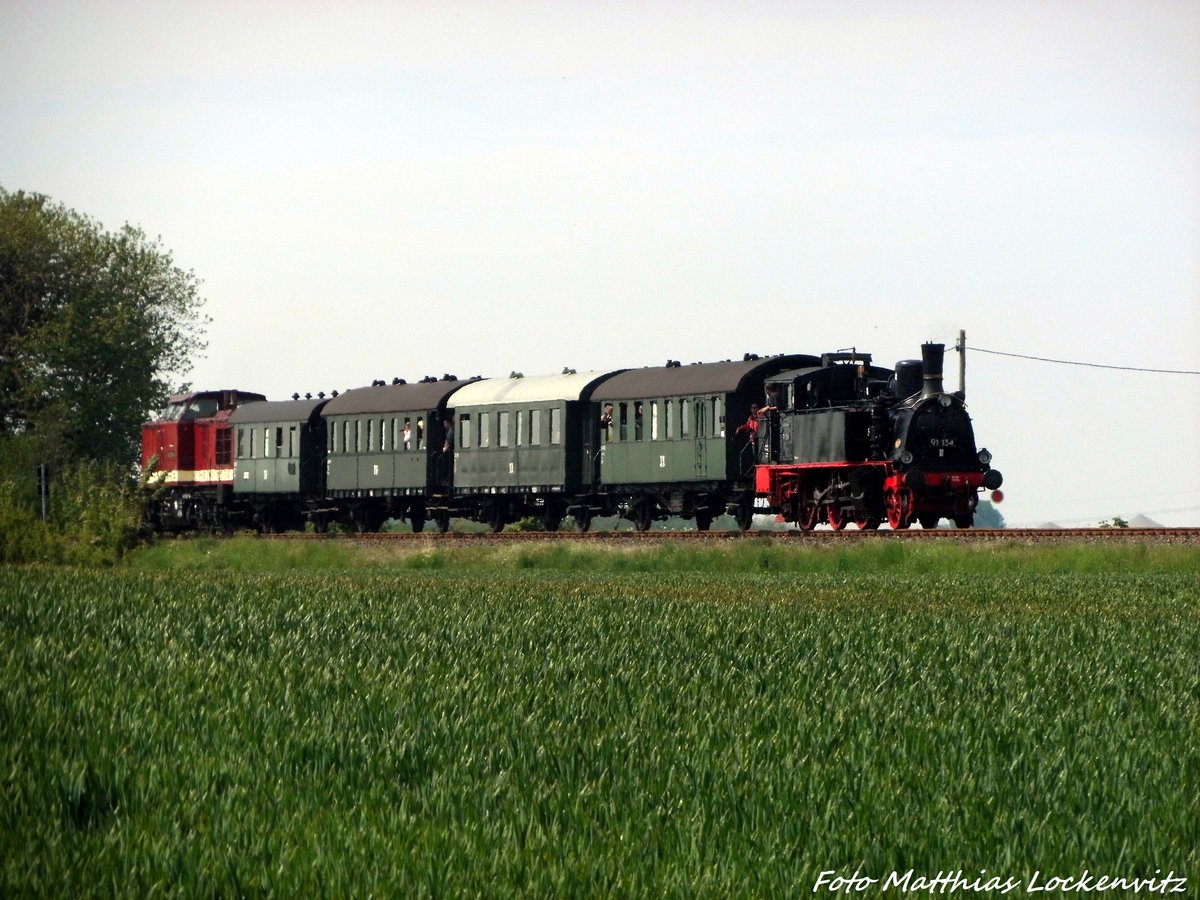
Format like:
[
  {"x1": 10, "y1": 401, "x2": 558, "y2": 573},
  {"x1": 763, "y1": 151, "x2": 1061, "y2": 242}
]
[{"x1": 261, "y1": 527, "x2": 1200, "y2": 544}]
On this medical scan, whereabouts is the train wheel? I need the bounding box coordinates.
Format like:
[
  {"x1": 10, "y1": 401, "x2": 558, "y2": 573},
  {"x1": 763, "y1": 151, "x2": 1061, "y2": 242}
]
[
  {"x1": 734, "y1": 498, "x2": 754, "y2": 532},
  {"x1": 540, "y1": 498, "x2": 563, "y2": 532},
  {"x1": 855, "y1": 515, "x2": 881, "y2": 531},
  {"x1": 826, "y1": 505, "x2": 848, "y2": 531},
  {"x1": 575, "y1": 509, "x2": 593, "y2": 533},
  {"x1": 953, "y1": 513, "x2": 974, "y2": 528},
  {"x1": 886, "y1": 489, "x2": 912, "y2": 530},
  {"x1": 918, "y1": 515, "x2": 940, "y2": 530},
  {"x1": 633, "y1": 502, "x2": 653, "y2": 533},
  {"x1": 410, "y1": 512, "x2": 426, "y2": 534},
  {"x1": 486, "y1": 503, "x2": 506, "y2": 533},
  {"x1": 435, "y1": 511, "x2": 451, "y2": 533},
  {"x1": 797, "y1": 503, "x2": 820, "y2": 531},
  {"x1": 695, "y1": 511, "x2": 713, "y2": 532}
]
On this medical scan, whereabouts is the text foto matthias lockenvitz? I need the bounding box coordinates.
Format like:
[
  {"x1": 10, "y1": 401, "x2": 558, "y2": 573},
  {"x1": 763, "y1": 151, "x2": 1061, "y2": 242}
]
[{"x1": 812, "y1": 869, "x2": 1189, "y2": 895}]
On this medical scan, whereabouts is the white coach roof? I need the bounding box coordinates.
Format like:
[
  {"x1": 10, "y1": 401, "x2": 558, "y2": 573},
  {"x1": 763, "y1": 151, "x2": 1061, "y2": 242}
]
[{"x1": 450, "y1": 370, "x2": 620, "y2": 406}]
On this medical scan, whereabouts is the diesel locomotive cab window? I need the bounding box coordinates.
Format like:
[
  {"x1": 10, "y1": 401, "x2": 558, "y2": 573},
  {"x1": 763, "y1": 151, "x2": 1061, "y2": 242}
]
[{"x1": 215, "y1": 429, "x2": 232, "y2": 465}]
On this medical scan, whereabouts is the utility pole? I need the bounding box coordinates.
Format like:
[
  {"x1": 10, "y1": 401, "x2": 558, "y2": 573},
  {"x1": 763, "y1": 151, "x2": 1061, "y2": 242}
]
[
  {"x1": 37, "y1": 463, "x2": 50, "y2": 521},
  {"x1": 956, "y1": 329, "x2": 967, "y2": 397}
]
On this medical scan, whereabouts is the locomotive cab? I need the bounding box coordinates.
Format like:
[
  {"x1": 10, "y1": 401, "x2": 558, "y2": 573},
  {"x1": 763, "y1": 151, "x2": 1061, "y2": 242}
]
[{"x1": 141, "y1": 389, "x2": 266, "y2": 530}]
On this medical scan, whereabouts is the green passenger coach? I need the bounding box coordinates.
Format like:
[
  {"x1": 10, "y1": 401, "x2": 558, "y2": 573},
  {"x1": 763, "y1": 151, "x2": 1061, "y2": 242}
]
[
  {"x1": 590, "y1": 355, "x2": 819, "y2": 530},
  {"x1": 321, "y1": 377, "x2": 476, "y2": 532},
  {"x1": 229, "y1": 398, "x2": 329, "y2": 532},
  {"x1": 445, "y1": 370, "x2": 619, "y2": 532}
]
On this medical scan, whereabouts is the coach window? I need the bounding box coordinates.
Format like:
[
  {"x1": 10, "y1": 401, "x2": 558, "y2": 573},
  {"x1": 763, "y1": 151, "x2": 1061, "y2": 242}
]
[
  {"x1": 264, "y1": 428, "x2": 271, "y2": 458},
  {"x1": 237, "y1": 427, "x2": 245, "y2": 458},
  {"x1": 249, "y1": 428, "x2": 256, "y2": 459},
  {"x1": 618, "y1": 403, "x2": 628, "y2": 442},
  {"x1": 665, "y1": 400, "x2": 674, "y2": 439},
  {"x1": 550, "y1": 407, "x2": 562, "y2": 445},
  {"x1": 417, "y1": 418, "x2": 426, "y2": 451},
  {"x1": 366, "y1": 419, "x2": 373, "y2": 452},
  {"x1": 680, "y1": 400, "x2": 690, "y2": 439},
  {"x1": 288, "y1": 426, "x2": 297, "y2": 457},
  {"x1": 530, "y1": 409, "x2": 542, "y2": 446},
  {"x1": 516, "y1": 410, "x2": 525, "y2": 447},
  {"x1": 712, "y1": 397, "x2": 723, "y2": 437},
  {"x1": 651, "y1": 401, "x2": 660, "y2": 441},
  {"x1": 479, "y1": 412, "x2": 490, "y2": 448},
  {"x1": 460, "y1": 413, "x2": 472, "y2": 449},
  {"x1": 634, "y1": 402, "x2": 644, "y2": 441},
  {"x1": 498, "y1": 411, "x2": 510, "y2": 447}
]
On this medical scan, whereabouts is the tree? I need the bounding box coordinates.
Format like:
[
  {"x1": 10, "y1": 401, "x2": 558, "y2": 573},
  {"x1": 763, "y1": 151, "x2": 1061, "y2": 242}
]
[
  {"x1": 0, "y1": 188, "x2": 208, "y2": 464},
  {"x1": 974, "y1": 499, "x2": 1006, "y2": 528}
]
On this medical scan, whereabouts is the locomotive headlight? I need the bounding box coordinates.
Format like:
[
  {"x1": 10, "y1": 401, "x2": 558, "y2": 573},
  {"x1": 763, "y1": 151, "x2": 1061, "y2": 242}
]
[
  {"x1": 899, "y1": 450, "x2": 914, "y2": 465},
  {"x1": 977, "y1": 449, "x2": 992, "y2": 465},
  {"x1": 939, "y1": 394, "x2": 953, "y2": 407}
]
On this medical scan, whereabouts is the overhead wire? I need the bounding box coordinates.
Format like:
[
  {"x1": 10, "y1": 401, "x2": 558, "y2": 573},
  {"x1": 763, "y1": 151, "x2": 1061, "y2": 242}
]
[{"x1": 967, "y1": 345, "x2": 1200, "y2": 376}]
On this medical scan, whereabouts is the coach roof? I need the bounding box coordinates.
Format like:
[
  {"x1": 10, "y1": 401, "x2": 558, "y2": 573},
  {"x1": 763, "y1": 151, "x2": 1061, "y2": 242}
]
[
  {"x1": 228, "y1": 398, "x2": 327, "y2": 424},
  {"x1": 449, "y1": 370, "x2": 620, "y2": 407},
  {"x1": 321, "y1": 379, "x2": 477, "y2": 416},
  {"x1": 591, "y1": 355, "x2": 821, "y2": 401}
]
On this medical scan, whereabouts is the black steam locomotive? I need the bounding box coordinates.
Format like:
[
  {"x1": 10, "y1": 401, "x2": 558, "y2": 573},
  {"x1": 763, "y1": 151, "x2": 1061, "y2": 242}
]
[{"x1": 141, "y1": 341, "x2": 1001, "y2": 532}]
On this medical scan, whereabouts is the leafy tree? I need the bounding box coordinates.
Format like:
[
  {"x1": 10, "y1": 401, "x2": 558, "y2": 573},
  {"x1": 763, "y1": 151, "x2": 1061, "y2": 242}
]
[
  {"x1": 974, "y1": 499, "x2": 1006, "y2": 528},
  {"x1": 0, "y1": 187, "x2": 208, "y2": 465}
]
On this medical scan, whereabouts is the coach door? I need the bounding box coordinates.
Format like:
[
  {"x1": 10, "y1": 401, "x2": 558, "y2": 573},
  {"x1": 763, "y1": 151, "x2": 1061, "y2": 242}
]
[{"x1": 693, "y1": 399, "x2": 708, "y2": 478}]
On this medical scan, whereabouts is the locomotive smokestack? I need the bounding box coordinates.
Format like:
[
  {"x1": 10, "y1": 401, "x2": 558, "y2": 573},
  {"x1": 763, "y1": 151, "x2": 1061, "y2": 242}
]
[{"x1": 921, "y1": 342, "x2": 945, "y2": 398}]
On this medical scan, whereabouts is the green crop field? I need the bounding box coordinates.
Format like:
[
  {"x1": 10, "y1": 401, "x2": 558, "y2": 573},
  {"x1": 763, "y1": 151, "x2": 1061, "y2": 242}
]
[{"x1": 2, "y1": 547, "x2": 1197, "y2": 896}]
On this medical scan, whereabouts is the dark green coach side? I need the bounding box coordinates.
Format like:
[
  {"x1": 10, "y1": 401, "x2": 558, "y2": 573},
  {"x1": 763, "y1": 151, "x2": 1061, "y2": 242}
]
[
  {"x1": 320, "y1": 377, "x2": 478, "y2": 531},
  {"x1": 229, "y1": 398, "x2": 329, "y2": 532},
  {"x1": 444, "y1": 369, "x2": 621, "y2": 532},
  {"x1": 590, "y1": 354, "x2": 819, "y2": 530}
]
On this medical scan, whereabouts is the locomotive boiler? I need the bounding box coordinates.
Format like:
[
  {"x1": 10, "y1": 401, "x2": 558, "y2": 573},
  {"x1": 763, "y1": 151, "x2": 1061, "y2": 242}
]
[{"x1": 752, "y1": 342, "x2": 1002, "y2": 529}]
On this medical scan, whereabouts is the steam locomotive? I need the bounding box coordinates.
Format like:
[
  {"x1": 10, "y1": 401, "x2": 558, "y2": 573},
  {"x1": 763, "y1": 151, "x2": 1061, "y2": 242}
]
[{"x1": 141, "y1": 341, "x2": 1001, "y2": 532}]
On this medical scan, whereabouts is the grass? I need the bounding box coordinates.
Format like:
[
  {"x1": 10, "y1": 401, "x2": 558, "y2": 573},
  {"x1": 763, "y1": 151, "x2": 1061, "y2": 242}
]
[
  {"x1": 130, "y1": 532, "x2": 1200, "y2": 576},
  {"x1": 2, "y1": 559, "x2": 1197, "y2": 896}
]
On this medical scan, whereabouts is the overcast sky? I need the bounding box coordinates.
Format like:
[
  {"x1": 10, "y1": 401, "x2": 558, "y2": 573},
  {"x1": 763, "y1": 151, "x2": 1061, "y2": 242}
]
[{"x1": 3, "y1": 0, "x2": 1198, "y2": 526}]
